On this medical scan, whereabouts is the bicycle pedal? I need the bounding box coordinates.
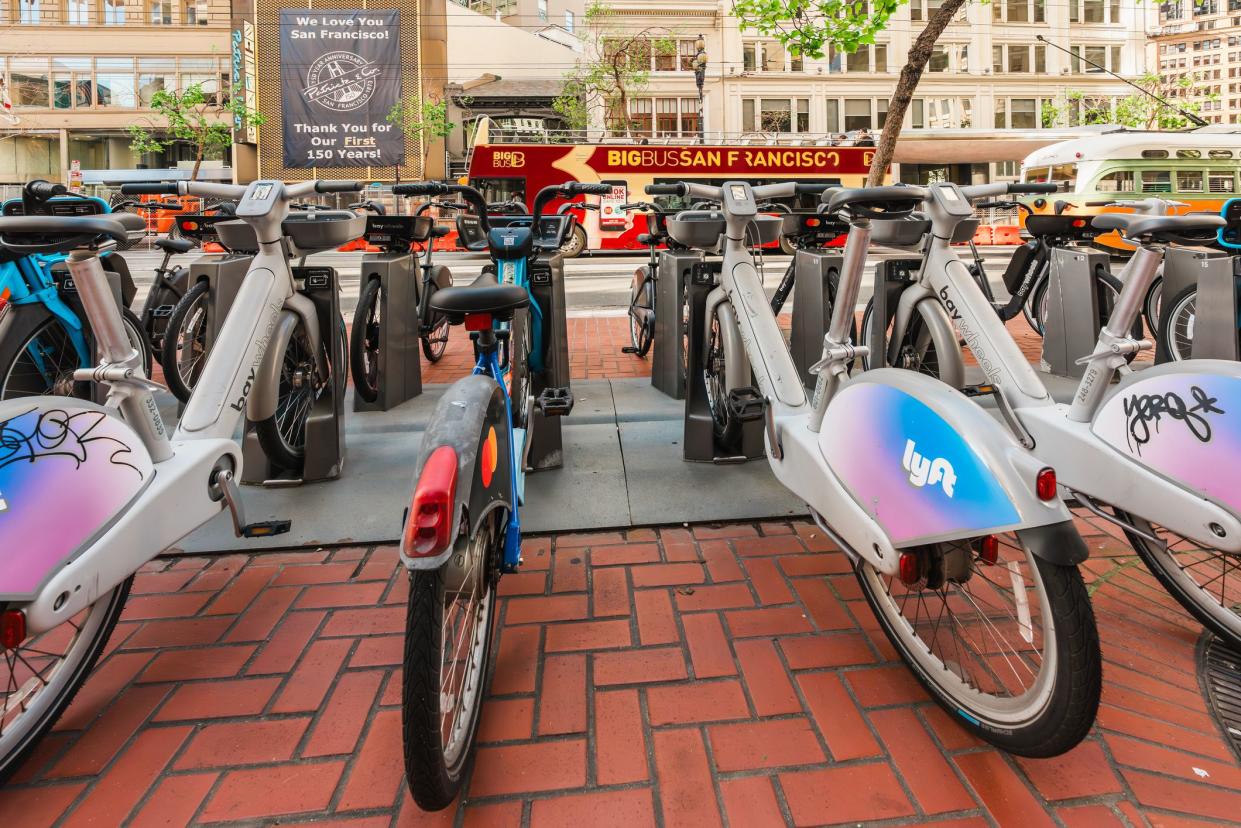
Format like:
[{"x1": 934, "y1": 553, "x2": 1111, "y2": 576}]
[
  {"x1": 536, "y1": 387, "x2": 574, "y2": 416},
  {"x1": 241, "y1": 520, "x2": 292, "y2": 538},
  {"x1": 152, "y1": 305, "x2": 175, "y2": 318},
  {"x1": 621, "y1": 346, "x2": 639, "y2": 354},
  {"x1": 727, "y1": 386, "x2": 766, "y2": 422},
  {"x1": 961, "y1": 383, "x2": 998, "y2": 398}
]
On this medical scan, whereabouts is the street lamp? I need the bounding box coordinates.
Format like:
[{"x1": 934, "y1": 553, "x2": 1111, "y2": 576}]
[{"x1": 692, "y1": 35, "x2": 707, "y2": 143}]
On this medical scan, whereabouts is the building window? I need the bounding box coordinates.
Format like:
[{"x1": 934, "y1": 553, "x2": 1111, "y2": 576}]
[
  {"x1": 874, "y1": 43, "x2": 887, "y2": 72},
  {"x1": 67, "y1": 0, "x2": 92, "y2": 24},
  {"x1": 10, "y1": 58, "x2": 50, "y2": 106},
  {"x1": 97, "y1": 58, "x2": 136, "y2": 107},
  {"x1": 844, "y1": 98, "x2": 871, "y2": 131},
  {"x1": 105, "y1": 0, "x2": 127, "y2": 23},
  {"x1": 928, "y1": 43, "x2": 967, "y2": 73},
  {"x1": 138, "y1": 57, "x2": 176, "y2": 106},
  {"x1": 913, "y1": 97, "x2": 967, "y2": 128},
  {"x1": 18, "y1": 0, "x2": 41, "y2": 24},
  {"x1": 629, "y1": 98, "x2": 652, "y2": 133},
  {"x1": 52, "y1": 56, "x2": 92, "y2": 109},
  {"x1": 680, "y1": 97, "x2": 699, "y2": 134},
  {"x1": 797, "y1": 98, "x2": 810, "y2": 131},
  {"x1": 537, "y1": 0, "x2": 546, "y2": 20},
  {"x1": 994, "y1": 0, "x2": 1047, "y2": 22},
  {"x1": 678, "y1": 39, "x2": 698, "y2": 71},
  {"x1": 826, "y1": 98, "x2": 839, "y2": 132},
  {"x1": 760, "y1": 98, "x2": 791, "y2": 131},
  {"x1": 1071, "y1": 44, "x2": 1122, "y2": 74},
  {"x1": 564, "y1": 9, "x2": 573, "y2": 32},
  {"x1": 186, "y1": 0, "x2": 208, "y2": 24},
  {"x1": 655, "y1": 98, "x2": 677, "y2": 136},
  {"x1": 741, "y1": 97, "x2": 809, "y2": 132},
  {"x1": 743, "y1": 41, "x2": 795, "y2": 73},
  {"x1": 149, "y1": 0, "x2": 171, "y2": 23}
]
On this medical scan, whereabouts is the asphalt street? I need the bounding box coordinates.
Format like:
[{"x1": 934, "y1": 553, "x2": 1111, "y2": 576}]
[{"x1": 117, "y1": 244, "x2": 1023, "y2": 319}]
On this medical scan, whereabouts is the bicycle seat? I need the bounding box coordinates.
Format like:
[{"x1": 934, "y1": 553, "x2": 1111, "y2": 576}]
[
  {"x1": 824, "y1": 185, "x2": 927, "y2": 218},
  {"x1": 430, "y1": 272, "x2": 529, "y2": 323},
  {"x1": 0, "y1": 212, "x2": 144, "y2": 254},
  {"x1": 1091, "y1": 213, "x2": 1225, "y2": 243},
  {"x1": 430, "y1": 225, "x2": 451, "y2": 238},
  {"x1": 156, "y1": 236, "x2": 195, "y2": 254}
]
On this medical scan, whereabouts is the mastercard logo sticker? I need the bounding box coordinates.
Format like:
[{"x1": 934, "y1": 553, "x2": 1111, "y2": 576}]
[{"x1": 481, "y1": 426, "x2": 498, "y2": 488}]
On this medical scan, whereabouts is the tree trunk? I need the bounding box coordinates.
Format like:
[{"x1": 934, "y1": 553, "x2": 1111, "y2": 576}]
[
  {"x1": 191, "y1": 141, "x2": 203, "y2": 182},
  {"x1": 866, "y1": 0, "x2": 968, "y2": 187}
]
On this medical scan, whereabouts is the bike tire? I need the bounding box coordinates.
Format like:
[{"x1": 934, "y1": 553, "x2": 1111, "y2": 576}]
[
  {"x1": 421, "y1": 284, "x2": 450, "y2": 363},
  {"x1": 0, "y1": 576, "x2": 133, "y2": 785},
  {"x1": 704, "y1": 309, "x2": 741, "y2": 450},
  {"x1": 161, "y1": 281, "x2": 210, "y2": 404},
  {"x1": 855, "y1": 536, "x2": 1100, "y2": 757},
  {"x1": 0, "y1": 306, "x2": 87, "y2": 399},
  {"x1": 628, "y1": 271, "x2": 654, "y2": 357},
  {"x1": 402, "y1": 513, "x2": 500, "y2": 810},
  {"x1": 857, "y1": 296, "x2": 952, "y2": 383},
  {"x1": 1143, "y1": 276, "x2": 1163, "y2": 339},
  {"x1": 1157, "y1": 283, "x2": 1196, "y2": 363},
  {"x1": 121, "y1": 307, "x2": 153, "y2": 379},
  {"x1": 507, "y1": 308, "x2": 532, "y2": 430},
  {"x1": 1115, "y1": 510, "x2": 1241, "y2": 650},
  {"x1": 254, "y1": 318, "x2": 329, "y2": 471},
  {"x1": 350, "y1": 278, "x2": 381, "y2": 403}
]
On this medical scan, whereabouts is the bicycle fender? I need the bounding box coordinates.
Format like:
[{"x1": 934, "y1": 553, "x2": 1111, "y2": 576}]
[
  {"x1": 429, "y1": 263, "x2": 453, "y2": 291},
  {"x1": 402, "y1": 374, "x2": 514, "y2": 571},
  {"x1": 1092, "y1": 360, "x2": 1241, "y2": 516},
  {"x1": 819, "y1": 369, "x2": 1072, "y2": 548},
  {"x1": 1017, "y1": 521, "x2": 1089, "y2": 566},
  {"x1": 284, "y1": 291, "x2": 326, "y2": 378},
  {"x1": 246, "y1": 310, "x2": 299, "y2": 423}
]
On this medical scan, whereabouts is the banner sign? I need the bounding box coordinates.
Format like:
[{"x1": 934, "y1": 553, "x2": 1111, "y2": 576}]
[
  {"x1": 280, "y1": 9, "x2": 403, "y2": 168},
  {"x1": 231, "y1": 19, "x2": 258, "y2": 144},
  {"x1": 586, "y1": 146, "x2": 875, "y2": 176}
]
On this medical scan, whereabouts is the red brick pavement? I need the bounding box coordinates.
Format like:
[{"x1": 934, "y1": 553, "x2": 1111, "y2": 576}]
[{"x1": 3, "y1": 520, "x2": 1237, "y2": 827}]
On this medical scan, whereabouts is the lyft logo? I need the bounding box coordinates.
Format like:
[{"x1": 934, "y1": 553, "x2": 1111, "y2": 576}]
[
  {"x1": 0, "y1": 490, "x2": 7, "y2": 512},
  {"x1": 902, "y1": 439, "x2": 957, "y2": 497}
]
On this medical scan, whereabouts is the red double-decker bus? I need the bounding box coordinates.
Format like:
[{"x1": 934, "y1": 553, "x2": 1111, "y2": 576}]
[{"x1": 464, "y1": 118, "x2": 878, "y2": 256}]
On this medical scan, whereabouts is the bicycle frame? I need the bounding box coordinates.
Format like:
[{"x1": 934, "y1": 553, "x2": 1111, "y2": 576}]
[
  {"x1": 914, "y1": 182, "x2": 1241, "y2": 552},
  {"x1": 9, "y1": 179, "x2": 348, "y2": 633},
  {"x1": 672, "y1": 180, "x2": 1074, "y2": 575},
  {"x1": 1, "y1": 254, "x2": 91, "y2": 364}
]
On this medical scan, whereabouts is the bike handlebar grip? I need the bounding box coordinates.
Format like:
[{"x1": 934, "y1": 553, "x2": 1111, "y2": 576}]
[
  {"x1": 316, "y1": 180, "x2": 363, "y2": 193},
  {"x1": 1008, "y1": 182, "x2": 1059, "y2": 195},
  {"x1": 644, "y1": 183, "x2": 686, "y2": 196},
  {"x1": 568, "y1": 183, "x2": 612, "y2": 196},
  {"x1": 28, "y1": 180, "x2": 68, "y2": 200},
  {"x1": 121, "y1": 182, "x2": 180, "y2": 195},
  {"x1": 392, "y1": 182, "x2": 447, "y2": 196}
]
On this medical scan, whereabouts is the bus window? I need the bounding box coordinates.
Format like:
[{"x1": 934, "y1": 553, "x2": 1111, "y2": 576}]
[
  {"x1": 1141, "y1": 149, "x2": 1169, "y2": 159},
  {"x1": 1176, "y1": 170, "x2": 1204, "y2": 193},
  {"x1": 1140, "y1": 170, "x2": 1172, "y2": 193},
  {"x1": 470, "y1": 176, "x2": 527, "y2": 206},
  {"x1": 1049, "y1": 163, "x2": 1077, "y2": 189},
  {"x1": 1176, "y1": 149, "x2": 1202, "y2": 159},
  {"x1": 1209, "y1": 172, "x2": 1237, "y2": 194},
  {"x1": 1209, "y1": 150, "x2": 1234, "y2": 160},
  {"x1": 1095, "y1": 169, "x2": 1135, "y2": 193},
  {"x1": 1024, "y1": 166, "x2": 1051, "y2": 183}
]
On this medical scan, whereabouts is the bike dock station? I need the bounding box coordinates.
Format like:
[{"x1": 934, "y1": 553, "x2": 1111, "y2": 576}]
[
  {"x1": 1157, "y1": 244, "x2": 1241, "y2": 362},
  {"x1": 351, "y1": 215, "x2": 429, "y2": 413},
  {"x1": 1040, "y1": 245, "x2": 1112, "y2": 378}
]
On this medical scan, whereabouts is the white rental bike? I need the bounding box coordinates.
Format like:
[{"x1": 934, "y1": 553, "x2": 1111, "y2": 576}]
[
  {"x1": 0, "y1": 177, "x2": 362, "y2": 780},
  {"x1": 647, "y1": 180, "x2": 1101, "y2": 757},
  {"x1": 866, "y1": 180, "x2": 1241, "y2": 649}
]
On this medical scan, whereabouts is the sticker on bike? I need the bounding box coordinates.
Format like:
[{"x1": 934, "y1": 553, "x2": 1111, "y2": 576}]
[{"x1": 902, "y1": 439, "x2": 957, "y2": 497}]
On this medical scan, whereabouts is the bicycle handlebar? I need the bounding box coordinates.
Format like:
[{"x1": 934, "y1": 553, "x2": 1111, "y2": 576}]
[
  {"x1": 1008, "y1": 182, "x2": 1059, "y2": 195},
  {"x1": 121, "y1": 182, "x2": 180, "y2": 196},
  {"x1": 645, "y1": 184, "x2": 686, "y2": 196},
  {"x1": 27, "y1": 180, "x2": 68, "y2": 201}
]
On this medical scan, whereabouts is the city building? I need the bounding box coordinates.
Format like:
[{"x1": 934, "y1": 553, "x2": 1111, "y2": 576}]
[
  {"x1": 0, "y1": 0, "x2": 233, "y2": 186},
  {"x1": 1151, "y1": 0, "x2": 1240, "y2": 125},
  {"x1": 573, "y1": 0, "x2": 1158, "y2": 182}
]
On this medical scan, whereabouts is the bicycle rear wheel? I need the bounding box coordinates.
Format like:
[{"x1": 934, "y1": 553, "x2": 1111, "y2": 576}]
[
  {"x1": 1158, "y1": 284, "x2": 1196, "y2": 362},
  {"x1": 0, "y1": 577, "x2": 132, "y2": 784},
  {"x1": 161, "y1": 281, "x2": 209, "y2": 403},
  {"x1": 254, "y1": 319, "x2": 330, "y2": 471},
  {"x1": 403, "y1": 510, "x2": 502, "y2": 811},
  {"x1": 0, "y1": 309, "x2": 86, "y2": 399},
  {"x1": 350, "y1": 278, "x2": 381, "y2": 403},
  {"x1": 855, "y1": 531, "x2": 1100, "y2": 756},
  {"x1": 421, "y1": 284, "x2": 451, "y2": 363}
]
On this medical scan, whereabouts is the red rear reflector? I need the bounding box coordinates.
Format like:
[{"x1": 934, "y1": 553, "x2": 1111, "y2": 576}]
[
  {"x1": 898, "y1": 552, "x2": 921, "y2": 586},
  {"x1": 979, "y1": 535, "x2": 999, "y2": 565},
  {"x1": 464, "y1": 313, "x2": 492, "y2": 332},
  {"x1": 806, "y1": 217, "x2": 820, "y2": 227},
  {"x1": 403, "y1": 446, "x2": 458, "y2": 558},
  {"x1": 1, "y1": 610, "x2": 26, "y2": 649},
  {"x1": 1036, "y1": 467, "x2": 1058, "y2": 501}
]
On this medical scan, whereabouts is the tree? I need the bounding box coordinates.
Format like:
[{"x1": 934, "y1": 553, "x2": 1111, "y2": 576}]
[
  {"x1": 386, "y1": 95, "x2": 454, "y2": 181},
  {"x1": 733, "y1": 0, "x2": 967, "y2": 186},
  {"x1": 127, "y1": 84, "x2": 263, "y2": 181},
  {"x1": 1112, "y1": 73, "x2": 1212, "y2": 130},
  {"x1": 553, "y1": 1, "x2": 677, "y2": 137}
]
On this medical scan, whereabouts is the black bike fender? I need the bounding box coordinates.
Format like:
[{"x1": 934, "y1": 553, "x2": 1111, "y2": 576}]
[
  {"x1": 102, "y1": 253, "x2": 138, "y2": 309},
  {"x1": 429, "y1": 263, "x2": 453, "y2": 291},
  {"x1": 1017, "y1": 520, "x2": 1089, "y2": 567},
  {"x1": 247, "y1": 310, "x2": 299, "y2": 422},
  {"x1": 402, "y1": 374, "x2": 514, "y2": 570}
]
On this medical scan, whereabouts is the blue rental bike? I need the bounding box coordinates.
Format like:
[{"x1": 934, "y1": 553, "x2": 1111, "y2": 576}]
[
  {"x1": 0, "y1": 180, "x2": 150, "y2": 399},
  {"x1": 392, "y1": 179, "x2": 606, "y2": 811}
]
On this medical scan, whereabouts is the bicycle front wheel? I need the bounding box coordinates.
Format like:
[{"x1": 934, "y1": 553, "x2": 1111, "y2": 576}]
[
  {"x1": 161, "y1": 281, "x2": 210, "y2": 403},
  {"x1": 0, "y1": 309, "x2": 86, "y2": 399},
  {"x1": 254, "y1": 319, "x2": 329, "y2": 470},
  {"x1": 1158, "y1": 284, "x2": 1196, "y2": 362},
  {"x1": 403, "y1": 511, "x2": 501, "y2": 811},
  {"x1": 350, "y1": 278, "x2": 381, "y2": 403},
  {"x1": 421, "y1": 284, "x2": 451, "y2": 363},
  {"x1": 855, "y1": 531, "x2": 1100, "y2": 756},
  {"x1": 0, "y1": 577, "x2": 132, "y2": 784}
]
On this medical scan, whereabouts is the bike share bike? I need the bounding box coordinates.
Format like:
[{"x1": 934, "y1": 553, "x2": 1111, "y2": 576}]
[
  {"x1": 395, "y1": 179, "x2": 604, "y2": 811},
  {"x1": 856, "y1": 180, "x2": 1241, "y2": 650},
  {"x1": 0, "y1": 177, "x2": 362, "y2": 782},
  {"x1": 0, "y1": 180, "x2": 151, "y2": 399},
  {"x1": 650, "y1": 179, "x2": 1102, "y2": 756},
  {"x1": 618, "y1": 200, "x2": 682, "y2": 358}
]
